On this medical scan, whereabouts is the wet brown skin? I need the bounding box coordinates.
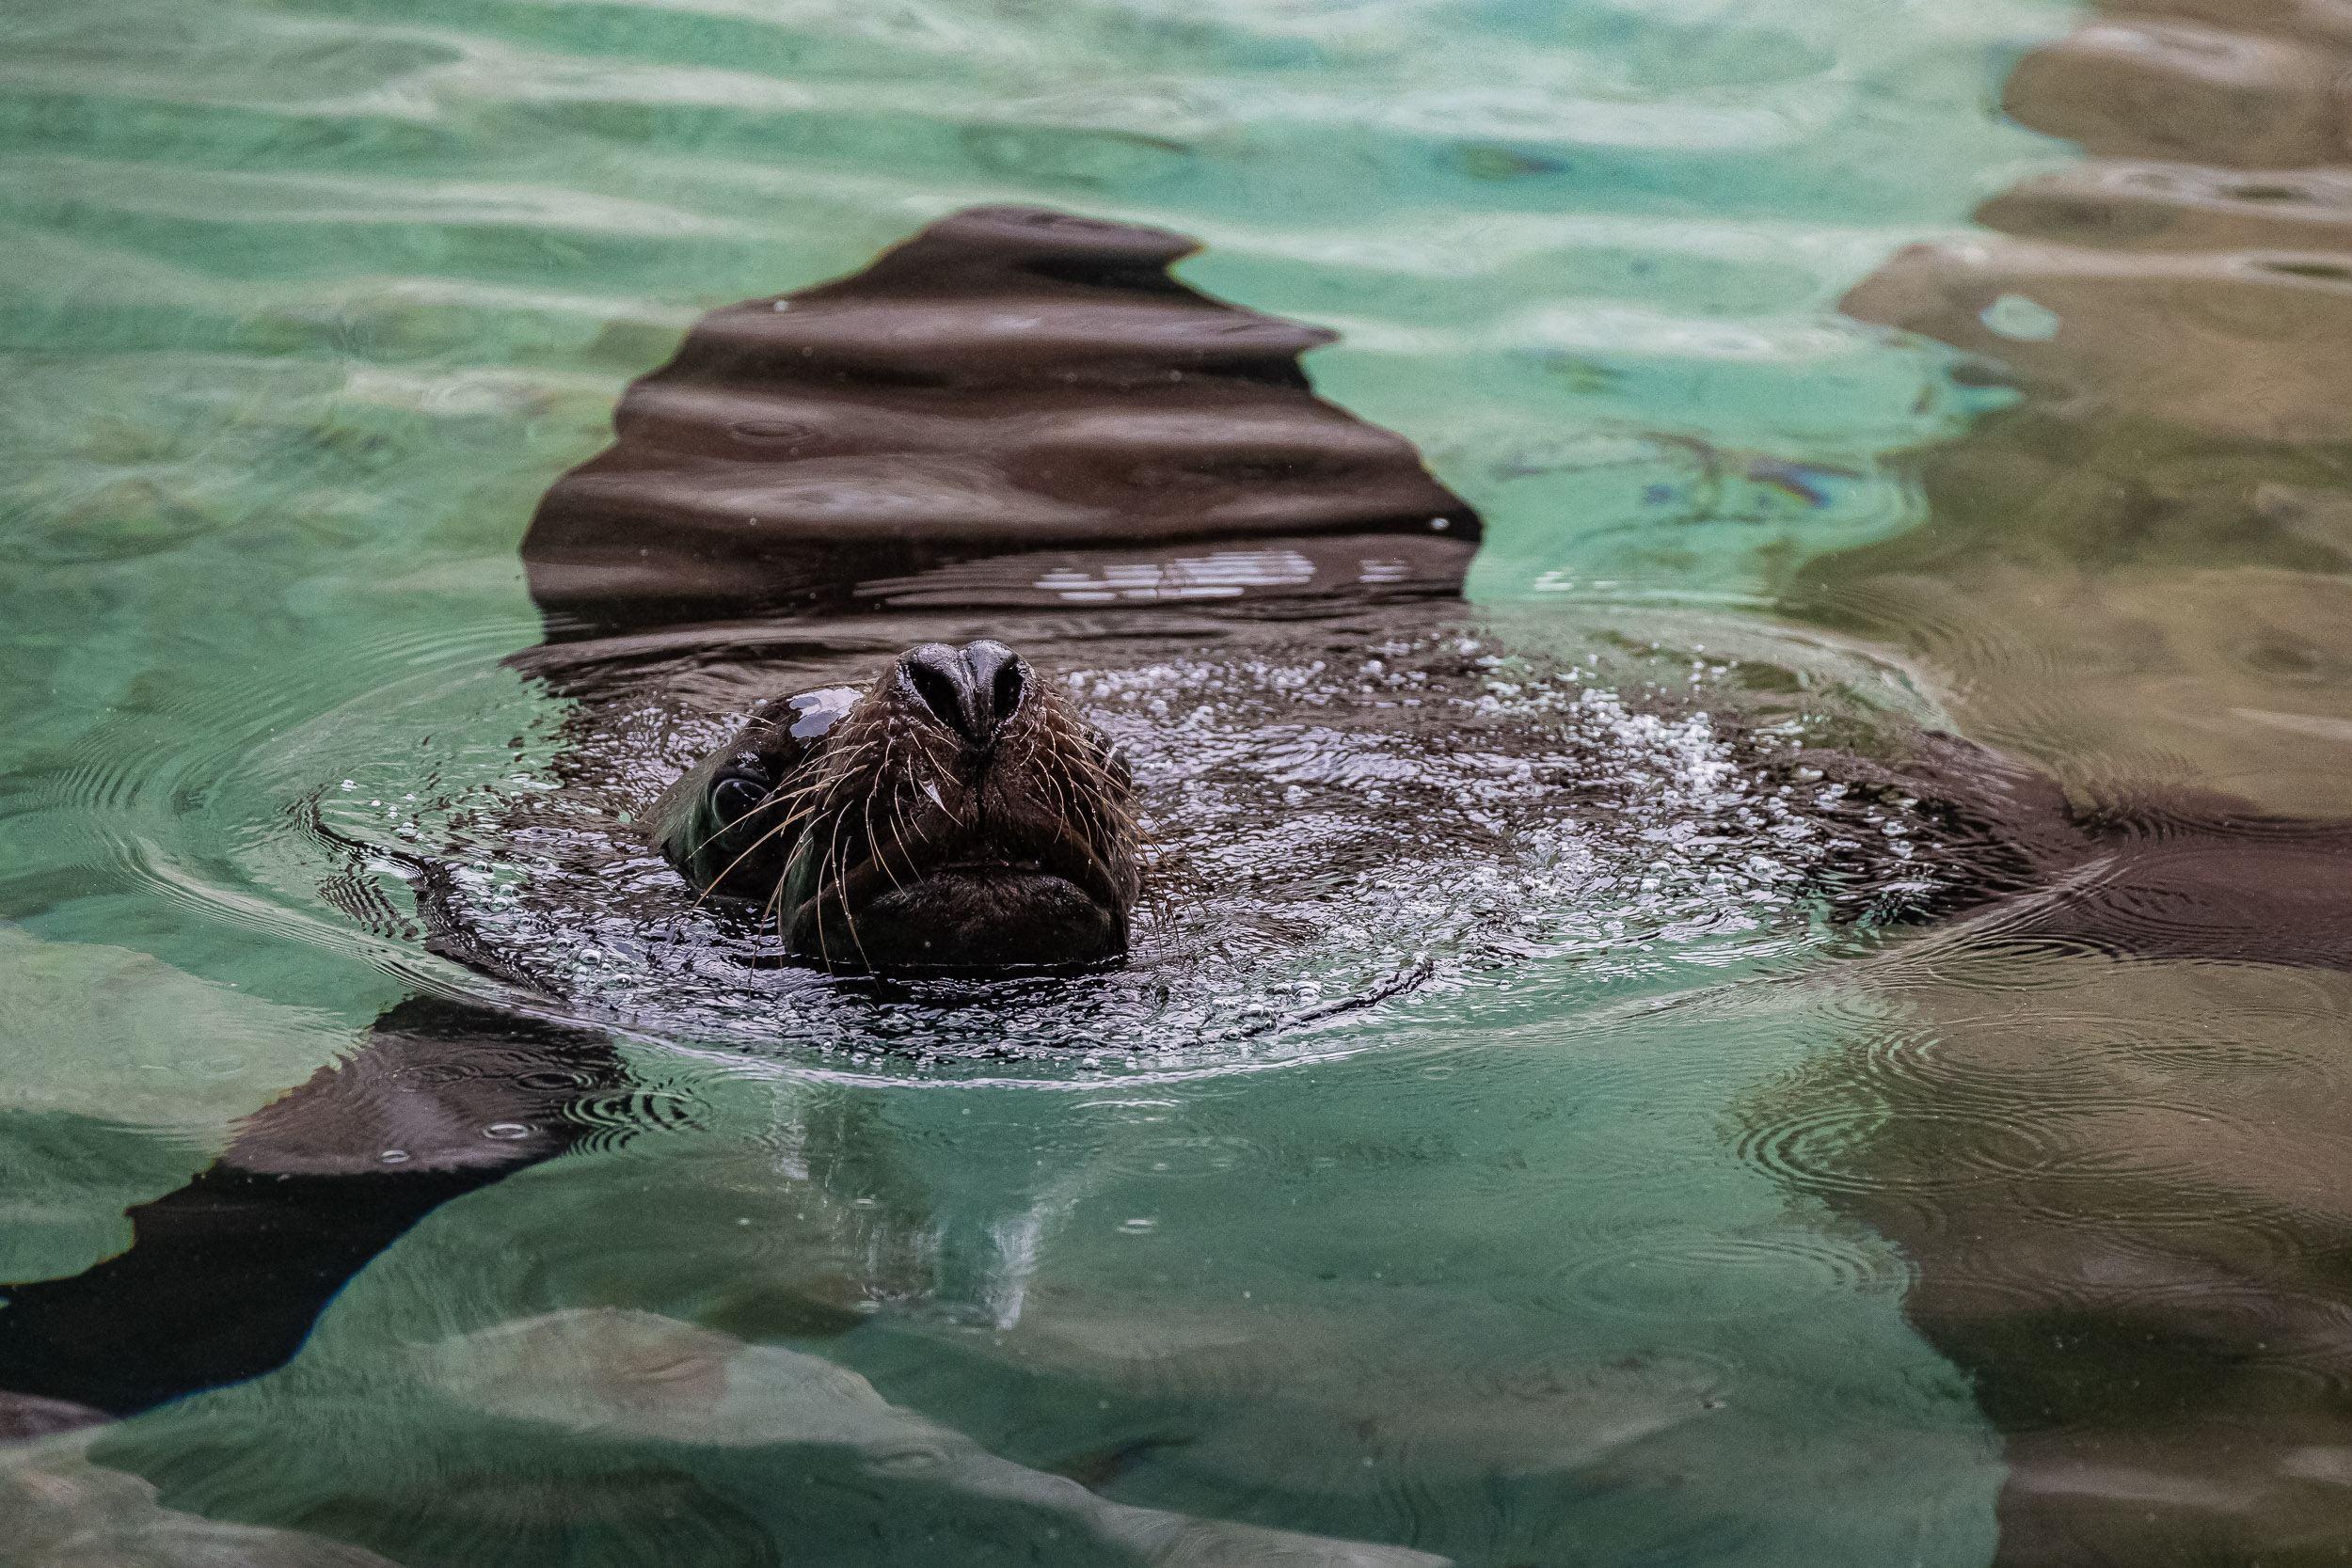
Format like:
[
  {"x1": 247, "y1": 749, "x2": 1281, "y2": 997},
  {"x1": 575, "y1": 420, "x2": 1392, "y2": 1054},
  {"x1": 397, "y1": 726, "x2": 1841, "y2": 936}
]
[{"x1": 653, "y1": 638, "x2": 1140, "y2": 972}]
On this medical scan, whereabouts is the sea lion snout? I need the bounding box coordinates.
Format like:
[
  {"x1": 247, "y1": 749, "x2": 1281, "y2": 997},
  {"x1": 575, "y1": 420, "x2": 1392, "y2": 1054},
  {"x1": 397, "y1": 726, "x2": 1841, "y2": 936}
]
[{"x1": 897, "y1": 640, "x2": 1025, "y2": 749}]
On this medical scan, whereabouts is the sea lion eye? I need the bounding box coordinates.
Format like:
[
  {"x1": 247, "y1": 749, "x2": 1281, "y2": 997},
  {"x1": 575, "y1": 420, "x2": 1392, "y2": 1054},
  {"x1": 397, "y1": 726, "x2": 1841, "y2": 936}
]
[{"x1": 711, "y1": 775, "x2": 767, "y2": 825}]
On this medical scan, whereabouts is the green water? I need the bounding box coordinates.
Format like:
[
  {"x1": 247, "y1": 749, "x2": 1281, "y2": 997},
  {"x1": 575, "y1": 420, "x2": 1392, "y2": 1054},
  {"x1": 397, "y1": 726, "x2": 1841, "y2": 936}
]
[{"x1": 0, "y1": 0, "x2": 2090, "y2": 1562}]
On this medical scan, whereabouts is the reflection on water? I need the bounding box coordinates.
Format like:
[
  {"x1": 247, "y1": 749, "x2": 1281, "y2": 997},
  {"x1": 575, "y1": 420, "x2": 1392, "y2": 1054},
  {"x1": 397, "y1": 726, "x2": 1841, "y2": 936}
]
[
  {"x1": 1756, "y1": 950, "x2": 2352, "y2": 1564},
  {"x1": 1820, "y1": 3, "x2": 2352, "y2": 816},
  {"x1": 1779, "y1": 0, "x2": 2352, "y2": 1560},
  {"x1": 519, "y1": 205, "x2": 1480, "y2": 633},
  {"x1": 24, "y1": 0, "x2": 2352, "y2": 1563}
]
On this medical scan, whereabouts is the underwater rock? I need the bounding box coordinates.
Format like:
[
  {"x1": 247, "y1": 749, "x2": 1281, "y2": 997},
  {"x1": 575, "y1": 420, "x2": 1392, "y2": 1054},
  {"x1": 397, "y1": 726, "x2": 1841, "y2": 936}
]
[
  {"x1": 116, "y1": 1307, "x2": 1455, "y2": 1568},
  {"x1": 0, "y1": 1418, "x2": 401, "y2": 1568}
]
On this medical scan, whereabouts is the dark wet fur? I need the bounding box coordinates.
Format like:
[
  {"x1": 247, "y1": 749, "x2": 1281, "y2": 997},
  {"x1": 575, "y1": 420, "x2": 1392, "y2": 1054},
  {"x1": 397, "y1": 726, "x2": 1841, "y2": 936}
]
[{"x1": 656, "y1": 644, "x2": 1141, "y2": 972}]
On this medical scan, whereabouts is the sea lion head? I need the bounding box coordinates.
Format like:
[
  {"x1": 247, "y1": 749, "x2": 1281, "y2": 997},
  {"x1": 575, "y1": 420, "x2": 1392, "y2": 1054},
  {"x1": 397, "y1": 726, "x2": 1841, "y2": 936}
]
[{"x1": 656, "y1": 641, "x2": 1138, "y2": 973}]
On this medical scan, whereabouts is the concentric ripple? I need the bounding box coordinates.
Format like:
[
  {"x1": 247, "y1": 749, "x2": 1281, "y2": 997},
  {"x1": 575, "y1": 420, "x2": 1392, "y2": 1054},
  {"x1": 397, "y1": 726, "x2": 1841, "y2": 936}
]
[
  {"x1": 221, "y1": 613, "x2": 1986, "y2": 1073},
  {"x1": 1551, "y1": 1227, "x2": 1912, "y2": 1323}
]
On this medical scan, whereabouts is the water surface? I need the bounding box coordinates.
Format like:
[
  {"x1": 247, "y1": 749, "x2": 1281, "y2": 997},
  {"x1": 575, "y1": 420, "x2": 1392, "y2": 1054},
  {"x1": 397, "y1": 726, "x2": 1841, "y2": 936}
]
[{"x1": 23, "y1": 0, "x2": 2352, "y2": 1563}]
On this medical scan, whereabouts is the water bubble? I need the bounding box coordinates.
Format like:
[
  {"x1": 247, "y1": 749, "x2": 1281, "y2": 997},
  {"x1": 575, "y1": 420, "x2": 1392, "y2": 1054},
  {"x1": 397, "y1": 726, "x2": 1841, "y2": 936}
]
[
  {"x1": 321, "y1": 632, "x2": 1907, "y2": 1070},
  {"x1": 483, "y1": 1122, "x2": 532, "y2": 1140},
  {"x1": 378, "y1": 1149, "x2": 410, "y2": 1164},
  {"x1": 1118, "y1": 1217, "x2": 1158, "y2": 1234}
]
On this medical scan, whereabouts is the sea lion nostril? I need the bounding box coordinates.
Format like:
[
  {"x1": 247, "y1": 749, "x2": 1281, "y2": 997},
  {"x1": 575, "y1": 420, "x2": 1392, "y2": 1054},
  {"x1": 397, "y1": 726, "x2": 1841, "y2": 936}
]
[
  {"x1": 903, "y1": 654, "x2": 971, "y2": 740},
  {"x1": 962, "y1": 640, "x2": 1023, "y2": 732},
  {"x1": 901, "y1": 641, "x2": 1025, "y2": 745}
]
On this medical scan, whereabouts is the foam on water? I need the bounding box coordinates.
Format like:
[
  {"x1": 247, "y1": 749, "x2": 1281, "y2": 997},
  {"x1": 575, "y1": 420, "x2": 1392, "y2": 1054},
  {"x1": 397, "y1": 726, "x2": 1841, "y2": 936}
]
[{"x1": 270, "y1": 624, "x2": 1959, "y2": 1073}]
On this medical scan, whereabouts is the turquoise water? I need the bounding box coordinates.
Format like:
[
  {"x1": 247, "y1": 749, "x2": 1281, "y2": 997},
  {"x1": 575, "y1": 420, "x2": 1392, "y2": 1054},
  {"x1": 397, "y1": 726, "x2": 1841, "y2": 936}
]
[{"x1": 0, "y1": 0, "x2": 2121, "y2": 1562}]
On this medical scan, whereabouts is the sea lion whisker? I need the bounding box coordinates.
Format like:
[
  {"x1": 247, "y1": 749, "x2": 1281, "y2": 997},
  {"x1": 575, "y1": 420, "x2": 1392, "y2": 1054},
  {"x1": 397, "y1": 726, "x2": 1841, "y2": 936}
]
[
  {"x1": 681, "y1": 780, "x2": 825, "y2": 863},
  {"x1": 863, "y1": 734, "x2": 907, "y2": 893},
  {"x1": 809, "y1": 833, "x2": 834, "y2": 971},
  {"x1": 690, "y1": 800, "x2": 828, "y2": 910},
  {"x1": 1027, "y1": 745, "x2": 1080, "y2": 847},
  {"x1": 840, "y1": 885, "x2": 872, "y2": 969},
  {"x1": 824, "y1": 832, "x2": 877, "y2": 974},
  {"x1": 812, "y1": 799, "x2": 866, "y2": 971},
  {"x1": 765, "y1": 839, "x2": 809, "y2": 923},
  {"x1": 884, "y1": 781, "x2": 920, "y2": 887}
]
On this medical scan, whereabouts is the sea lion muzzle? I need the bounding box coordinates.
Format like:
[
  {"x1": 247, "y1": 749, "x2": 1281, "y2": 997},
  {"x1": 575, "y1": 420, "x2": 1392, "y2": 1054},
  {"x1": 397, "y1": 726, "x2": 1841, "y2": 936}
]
[{"x1": 655, "y1": 641, "x2": 1138, "y2": 974}]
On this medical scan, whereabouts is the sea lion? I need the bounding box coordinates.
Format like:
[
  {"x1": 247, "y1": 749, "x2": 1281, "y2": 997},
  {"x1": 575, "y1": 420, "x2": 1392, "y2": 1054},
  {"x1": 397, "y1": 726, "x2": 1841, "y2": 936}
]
[
  {"x1": 650, "y1": 639, "x2": 1140, "y2": 972},
  {"x1": 513, "y1": 202, "x2": 1498, "y2": 976}
]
